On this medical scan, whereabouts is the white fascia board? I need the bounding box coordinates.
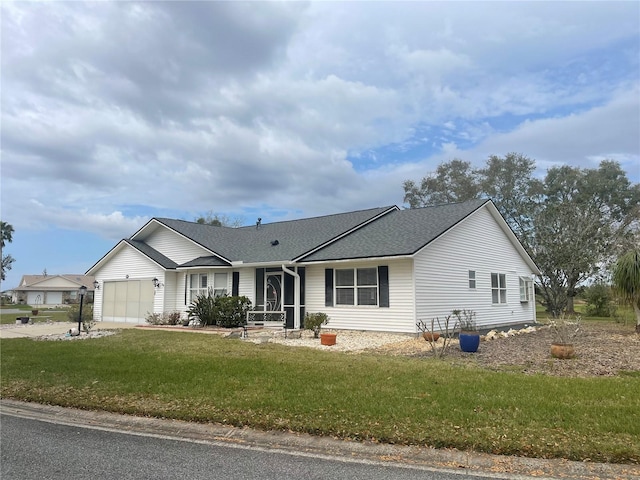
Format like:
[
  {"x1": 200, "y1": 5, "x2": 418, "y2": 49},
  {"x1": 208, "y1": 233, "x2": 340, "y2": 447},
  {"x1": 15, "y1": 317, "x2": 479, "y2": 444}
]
[
  {"x1": 226, "y1": 260, "x2": 296, "y2": 269},
  {"x1": 298, "y1": 254, "x2": 413, "y2": 265},
  {"x1": 176, "y1": 265, "x2": 233, "y2": 271}
]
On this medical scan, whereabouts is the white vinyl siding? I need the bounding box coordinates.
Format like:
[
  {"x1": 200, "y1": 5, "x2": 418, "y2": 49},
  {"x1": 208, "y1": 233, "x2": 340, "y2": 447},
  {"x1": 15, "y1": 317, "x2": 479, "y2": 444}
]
[
  {"x1": 414, "y1": 206, "x2": 536, "y2": 330},
  {"x1": 236, "y1": 268, "x2": 254, "y2": 299},
  {"x1": 304, "y1": 259, "x2": 415, "y2": 332},
  {"x1": 145, "y1": 227, "x2": 213, "y2": 265}
]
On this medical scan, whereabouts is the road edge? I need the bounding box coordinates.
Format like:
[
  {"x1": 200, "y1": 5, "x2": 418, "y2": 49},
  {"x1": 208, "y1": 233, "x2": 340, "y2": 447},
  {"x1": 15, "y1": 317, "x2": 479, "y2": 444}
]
[{"x1": 1, "y1": 399, "x2": 637, "y2": 480}]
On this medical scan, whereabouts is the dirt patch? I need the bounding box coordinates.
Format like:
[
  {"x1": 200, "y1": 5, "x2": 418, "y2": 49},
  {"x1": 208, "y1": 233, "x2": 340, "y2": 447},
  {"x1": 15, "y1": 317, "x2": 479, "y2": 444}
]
[{"x1": 371, "y1": 322, "x2": 640, "y2": 378}]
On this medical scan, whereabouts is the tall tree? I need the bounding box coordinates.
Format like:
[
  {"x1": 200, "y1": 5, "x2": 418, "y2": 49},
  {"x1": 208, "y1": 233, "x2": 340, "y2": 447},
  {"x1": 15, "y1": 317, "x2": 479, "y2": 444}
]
[
  {"x1": 477, "y1": 153, "x2": 543, "y2": 246},
  {"x1": 403, "y1": 159, "x2": 480, "y2": 208},
  {"x1": 1, "y1": 221, "x2": 15, "y2": 282},
  {"x1": 612, "y1": 249, "x2": 640, "y2": 333},
  {"x1": 403, "y1": 157, "x2": 639, "y2": 317},
  {"x1": 195, "y1": 212, "x2": 244, "y2": 228}
]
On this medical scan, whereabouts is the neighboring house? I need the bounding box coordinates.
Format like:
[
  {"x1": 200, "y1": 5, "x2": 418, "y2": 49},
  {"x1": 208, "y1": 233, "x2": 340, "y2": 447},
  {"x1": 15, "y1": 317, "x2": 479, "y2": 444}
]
[
  {"x1": 86, "y1": 199, "x2": 540, "y2": 332},
  {"x1": 13, "y1": 274, "x2": 96, "y2": 306}
]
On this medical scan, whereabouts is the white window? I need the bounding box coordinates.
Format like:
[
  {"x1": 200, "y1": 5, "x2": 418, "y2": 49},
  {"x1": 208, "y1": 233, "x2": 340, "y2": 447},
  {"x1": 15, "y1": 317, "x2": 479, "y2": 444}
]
[
  {"x1": 213, "y1": 273, "x2": 228, "y2": 297},
  {"x1": 468, "y1": 270, "x2": 476, "y2": 289},
  {"x1": 519, "y1": 276, "x2": 532, "y2": 302},
  {"x1": 189, "y1": 273, "x2": 208, "y2": 302},
  {"x1": 491, "y1": 273, "x2": 507, "y2": 304},
  {"x1": 335, "y1": 268, "x2": 378, "y2": 306}
]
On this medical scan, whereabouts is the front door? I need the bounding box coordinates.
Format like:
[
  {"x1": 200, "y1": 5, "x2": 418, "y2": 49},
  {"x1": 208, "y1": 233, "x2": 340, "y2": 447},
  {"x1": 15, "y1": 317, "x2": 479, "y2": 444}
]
[{"x1": 265, "y1": 273, "x2": 283, "y2": 312}]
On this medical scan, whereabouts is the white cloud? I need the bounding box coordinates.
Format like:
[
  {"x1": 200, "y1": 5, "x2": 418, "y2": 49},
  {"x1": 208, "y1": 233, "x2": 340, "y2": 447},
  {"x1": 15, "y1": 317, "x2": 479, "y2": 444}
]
[{"x1": 1, "y1": 0, "x2": 638, "y2": 244}]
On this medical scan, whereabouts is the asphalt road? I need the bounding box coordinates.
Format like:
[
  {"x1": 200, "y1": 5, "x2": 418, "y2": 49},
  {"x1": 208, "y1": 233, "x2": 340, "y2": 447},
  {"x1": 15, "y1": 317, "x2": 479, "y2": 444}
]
[{"x1": 1, "y1": 414, "x2": 496, "y2": 480}]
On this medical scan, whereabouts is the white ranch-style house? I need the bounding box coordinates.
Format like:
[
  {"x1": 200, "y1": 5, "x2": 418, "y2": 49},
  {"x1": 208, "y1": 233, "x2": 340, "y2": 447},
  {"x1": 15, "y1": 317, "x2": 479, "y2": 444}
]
[{"x1": 86, "y1": 199, "x2": 540, "y2": 332}]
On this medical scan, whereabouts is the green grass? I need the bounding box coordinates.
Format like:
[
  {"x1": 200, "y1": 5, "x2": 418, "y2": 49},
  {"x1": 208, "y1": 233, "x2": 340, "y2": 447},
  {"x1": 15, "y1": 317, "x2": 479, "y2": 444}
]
[
  {"x1": 1, "y1": 330, "x2": 639, "y2": 463},
  {"x1": 0, "y1": 305, "x2": 72, "y2": 324}
]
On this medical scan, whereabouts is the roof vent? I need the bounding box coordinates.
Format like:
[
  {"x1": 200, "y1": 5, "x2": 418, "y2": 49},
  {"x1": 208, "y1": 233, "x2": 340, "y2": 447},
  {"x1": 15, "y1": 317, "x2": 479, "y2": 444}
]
[
  {"x1": 256, "y1": 218, "x2": 262, "y2": 229},
  {"x1": 271, "y1": 240, "x2": 279, "y2": 246}
]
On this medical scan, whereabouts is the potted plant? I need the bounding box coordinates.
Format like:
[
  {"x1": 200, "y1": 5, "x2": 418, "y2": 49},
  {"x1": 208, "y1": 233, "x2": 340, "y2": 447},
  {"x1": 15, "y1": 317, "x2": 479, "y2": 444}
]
[
  {"x1": 549, "y1": 314, "x2": 581, "y2": 359},
  {"x1": 454, "y1": 309, "x2": 480, "y2": 353},
  {"x1": 304, "y1": 312, "x2": 335, "y2": 345}
]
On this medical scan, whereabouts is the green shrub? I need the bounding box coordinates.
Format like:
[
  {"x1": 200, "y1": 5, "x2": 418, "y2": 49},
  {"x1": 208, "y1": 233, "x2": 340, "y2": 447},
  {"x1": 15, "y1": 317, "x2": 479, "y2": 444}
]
[
  {"x1": 304, "y1": 312, "x2": 329, "y2": 338},
  {"x1": 583, "y1": 283, "x2": 616, "y2": 317},
  {"x1": 215, "y1": 296, "x2": 252, "y2": 328},
  {"x1": 187, "y1": 292, "x2": 217, "y2": 326},
  {"x1": 187, "y1": 293, "x2": 252, "y2": 328},
  {"x1": 67, "y1": 304, "x2": 93, "y2": 323}
]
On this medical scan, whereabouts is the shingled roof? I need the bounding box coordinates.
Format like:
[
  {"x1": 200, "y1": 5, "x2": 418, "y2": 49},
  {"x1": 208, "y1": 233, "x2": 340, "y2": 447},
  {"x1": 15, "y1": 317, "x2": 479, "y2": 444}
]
[
  {"x1": 125, "y1": 240, "x2": 180, "y2": 269},
  {"x1": 153, "y1": 205, "x2": 397, "y2": 264},
  {"x1": 300, "y1": 199, "x2": 489, "y2": 262},
  {"x1": 89, "y1": 199, "x2": 539, "y2": 274}
]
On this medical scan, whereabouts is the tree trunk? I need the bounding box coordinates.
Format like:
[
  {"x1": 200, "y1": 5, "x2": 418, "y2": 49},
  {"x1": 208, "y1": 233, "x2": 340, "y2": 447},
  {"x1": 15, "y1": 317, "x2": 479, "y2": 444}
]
[
  {"x1": 566, "y1": 295, "x2": 575, "y2": 314},
  {"x1": 634, "y1": 303, "x2": 640, "y2": 334}
]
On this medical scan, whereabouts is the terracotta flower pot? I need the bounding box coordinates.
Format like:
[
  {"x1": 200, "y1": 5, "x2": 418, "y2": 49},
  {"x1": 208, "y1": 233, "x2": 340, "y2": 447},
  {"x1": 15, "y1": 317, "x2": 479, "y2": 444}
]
[
  {"x1": 422, "y1": 332, "x2": 440, "y2": 342},
  {"x1": 320, "y1": 333, "x2": 337, "y2": 346},
  {"x1": 550, "y1": 343, "x2": 575, "y2": 359}
]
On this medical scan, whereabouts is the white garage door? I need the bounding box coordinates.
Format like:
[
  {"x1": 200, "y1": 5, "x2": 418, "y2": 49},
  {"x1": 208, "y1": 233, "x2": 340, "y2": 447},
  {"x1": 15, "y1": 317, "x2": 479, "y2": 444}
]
[
  {"x1": 27, "y1": 291, "x2": 45, "y2": 305},
  {"x1": 102, "y1": 280, "x2": 154, "y2": 323},
  {"x1": 45, "y1": 292, "x2": 63, "y2": 305}
]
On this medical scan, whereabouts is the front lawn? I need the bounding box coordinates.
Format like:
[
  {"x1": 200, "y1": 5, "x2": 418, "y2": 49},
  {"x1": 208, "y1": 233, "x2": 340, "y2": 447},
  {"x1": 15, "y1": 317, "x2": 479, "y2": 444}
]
[
  {"x1": 0, "y1": 305, "x2": 75, "y2": 324},
  {"x1": 1, "y1": 330, "x2": 638, "y2": 463}
]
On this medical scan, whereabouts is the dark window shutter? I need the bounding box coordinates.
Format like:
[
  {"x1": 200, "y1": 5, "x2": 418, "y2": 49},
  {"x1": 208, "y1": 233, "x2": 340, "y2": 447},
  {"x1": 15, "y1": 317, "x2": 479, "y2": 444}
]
[
  {"x1": 325, "y1": 269, "x2": 334, "y2": 307},
  {"x1": 378, "y1": 266, "x2": 389, "y2": 308},
  {"x1": 232, "y1": 272, "x2": 239, "y2": 296},
  {"x1": 298, "y1": 267, "x2": 305, "y2": 305},
  {"x1": 255, "y1": 268, "x2": 265, "y2": 309}
]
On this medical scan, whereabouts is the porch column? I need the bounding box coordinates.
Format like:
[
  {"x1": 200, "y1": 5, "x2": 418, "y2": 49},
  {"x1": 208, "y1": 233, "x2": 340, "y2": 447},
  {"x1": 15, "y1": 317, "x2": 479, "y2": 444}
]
[{"x1": 281, "y1": 265, "x2": 300, "y2": 329}]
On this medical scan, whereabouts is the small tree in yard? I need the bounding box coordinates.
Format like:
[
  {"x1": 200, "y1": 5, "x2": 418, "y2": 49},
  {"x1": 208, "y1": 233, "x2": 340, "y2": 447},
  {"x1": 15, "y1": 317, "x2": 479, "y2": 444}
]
[
  {"x1": 612, "y1": 249, "x2": 640, "y2": 333},
  {"x1": 583, "y1": 282, "x2": 616, "y2": 318},
  {"x1": 304, "y1": 312, "x2": 329, "y2": 338}
]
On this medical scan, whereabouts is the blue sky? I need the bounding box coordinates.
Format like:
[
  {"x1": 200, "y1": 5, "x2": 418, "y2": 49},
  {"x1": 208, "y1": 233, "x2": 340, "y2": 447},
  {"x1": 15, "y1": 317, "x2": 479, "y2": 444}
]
[{"x1": 1, "y1": 1, "x2": 639, "y2": 291}]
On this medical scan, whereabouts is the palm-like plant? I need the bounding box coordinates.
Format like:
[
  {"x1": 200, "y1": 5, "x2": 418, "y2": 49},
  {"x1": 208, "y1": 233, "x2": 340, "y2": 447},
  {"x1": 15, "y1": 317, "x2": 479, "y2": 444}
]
[{"x1": 612, "y1": 249, "x2": 640, "y2": 333}]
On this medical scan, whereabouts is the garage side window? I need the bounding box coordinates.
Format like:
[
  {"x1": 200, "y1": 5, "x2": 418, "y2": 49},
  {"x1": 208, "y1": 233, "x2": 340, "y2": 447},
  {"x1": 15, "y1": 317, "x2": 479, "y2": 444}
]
[{"x1": 190, "y1": 274, "x2": 208, "y2": 302}]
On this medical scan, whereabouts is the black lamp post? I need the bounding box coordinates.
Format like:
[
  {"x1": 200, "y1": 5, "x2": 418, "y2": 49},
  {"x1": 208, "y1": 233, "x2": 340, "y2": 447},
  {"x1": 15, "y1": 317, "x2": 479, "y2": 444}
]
[{"x1": 78, "y1": 285, "x2": 87, "y2": 333}]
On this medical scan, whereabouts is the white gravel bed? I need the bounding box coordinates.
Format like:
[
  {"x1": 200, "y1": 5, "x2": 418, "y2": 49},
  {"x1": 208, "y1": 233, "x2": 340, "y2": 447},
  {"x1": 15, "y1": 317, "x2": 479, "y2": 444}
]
[
  {"x1": 33, "y1": 330, "x2": 119, "y2": 341},
  {"x1": 244, "y1": 329, "x2": 414, "y2": 352}
]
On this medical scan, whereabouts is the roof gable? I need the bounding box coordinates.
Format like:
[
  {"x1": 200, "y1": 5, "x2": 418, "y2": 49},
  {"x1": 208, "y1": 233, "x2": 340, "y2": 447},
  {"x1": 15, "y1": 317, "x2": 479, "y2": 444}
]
[
  {"x1": 15, "y1": 274, "x2": 95, "y2": 291},
  {"x1": 300, "y1": 199, "x2": 489, "y2": 262}
]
